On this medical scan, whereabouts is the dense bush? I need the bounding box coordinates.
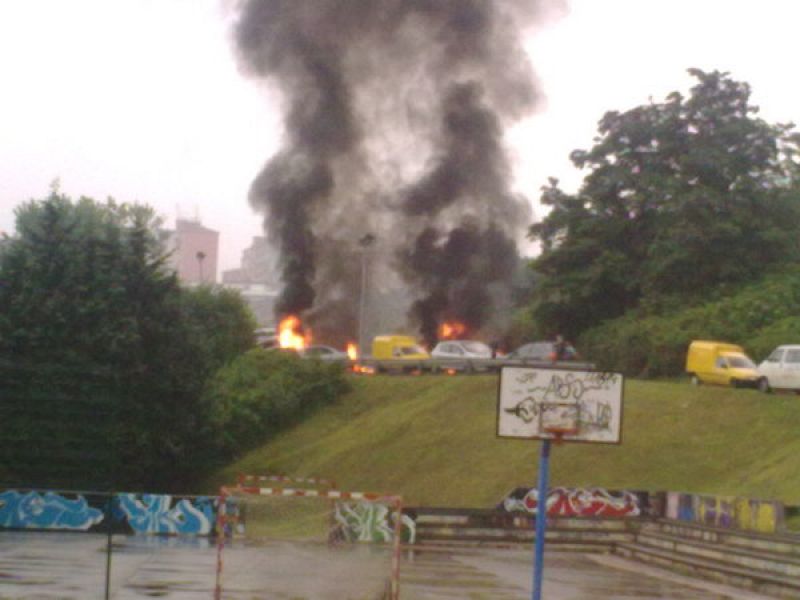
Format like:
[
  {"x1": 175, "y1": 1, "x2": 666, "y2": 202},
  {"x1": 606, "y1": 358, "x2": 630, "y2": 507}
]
[
  {"x1": 201, "y1": 349, "x2": 351, "y2": 458},
  {"x1": 579, "y1": 267, "x2": 800, "y2": 377},
  {"x1": 748, "y1": 317, "x2": 800, "y2": 360},
  {"x1": 0, "y1": 193, "x2": 256, "y2": 491}
]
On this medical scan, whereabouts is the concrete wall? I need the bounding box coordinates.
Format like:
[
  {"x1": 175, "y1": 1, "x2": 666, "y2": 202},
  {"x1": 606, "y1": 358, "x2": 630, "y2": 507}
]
[
  {"x1": 665, "y1": 492, "x2": 784, "y2": 534},
  {"x1": 499, "y1": 487, "x2": 661, "y2": 518},
  {"x1": 1, "y1": 488, "x2": 786, "y2": 538},
  {"x1": 498, "y1": 487, "x2": 785, "y2": 533},
  {"x1": 0, "y1": 490, "x2": 217, "y2": 534},
  {"x1": 0, "y1": 489, "x2": 413, "y2": 542}
]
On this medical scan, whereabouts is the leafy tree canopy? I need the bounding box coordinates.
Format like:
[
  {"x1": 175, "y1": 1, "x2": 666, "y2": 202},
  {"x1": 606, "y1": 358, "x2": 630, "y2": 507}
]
[
  {"x1": 0, "y1": 191, "x2": 256, "y2": 490},
  {"x1": 527, "y1": 69, "x2": 800, "y2": 339}
]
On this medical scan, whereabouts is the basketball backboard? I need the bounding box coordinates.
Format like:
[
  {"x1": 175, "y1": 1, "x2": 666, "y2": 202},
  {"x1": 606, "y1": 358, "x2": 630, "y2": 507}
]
[{"x1": 496, "y1": 367, "x2": 623, "y2": 444}]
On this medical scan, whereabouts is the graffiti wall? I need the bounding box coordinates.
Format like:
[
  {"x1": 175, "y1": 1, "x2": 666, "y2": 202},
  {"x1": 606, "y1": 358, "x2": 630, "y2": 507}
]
[
  {"x1": 665, "y1": 492, "x2": 784, "y2": 533},
  {"x1": 500, "y1": 487, "x2": 644, "y2": 517},
  {"x1": 333, "y1": 501, "x2": 416, "y2": 544},
  {"x1": 114, "y1": 494, "x2": 216, "y2": 535},
  {"x1": 0, "y1": 490, "x2": 104, "y2": 530},
  {"x1": 2, "y1": 488, "x2": 786, "y2": 536},
  {"x1": 0, "y1": 489, "x2": 416, "y2": 543},
  {"x1": 0, "y1": 490, "x2": 217, "y2": 535}
]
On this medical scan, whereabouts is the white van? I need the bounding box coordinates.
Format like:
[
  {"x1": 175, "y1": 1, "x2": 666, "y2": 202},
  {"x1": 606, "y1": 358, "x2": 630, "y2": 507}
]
[{"x1": 756, "y1": 345, "x2": 800, "y2": 393}]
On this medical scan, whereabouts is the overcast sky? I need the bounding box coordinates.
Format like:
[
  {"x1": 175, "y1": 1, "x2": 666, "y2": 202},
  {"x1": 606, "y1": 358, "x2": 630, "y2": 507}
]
[{"x1": 1, "y1": 0, "x2": 799, "y2": 276}]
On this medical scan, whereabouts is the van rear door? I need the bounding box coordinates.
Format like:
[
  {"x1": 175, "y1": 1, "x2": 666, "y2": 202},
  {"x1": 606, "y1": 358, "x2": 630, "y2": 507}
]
[
  {"x1": 781, "y1": 348, "x2": 800, "y2": 389},
  {"x1": 760, "y1": 348, "x2": 783, "y2": 387}
]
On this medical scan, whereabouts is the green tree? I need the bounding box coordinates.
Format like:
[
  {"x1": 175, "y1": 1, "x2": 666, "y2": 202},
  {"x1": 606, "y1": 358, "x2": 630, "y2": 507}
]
[
  {"x1": 0, "y1": 192, "x2": 255, "y2": 491},
  {"x1": 528, "y1": 69, "x2": 800, "y2": 339}
]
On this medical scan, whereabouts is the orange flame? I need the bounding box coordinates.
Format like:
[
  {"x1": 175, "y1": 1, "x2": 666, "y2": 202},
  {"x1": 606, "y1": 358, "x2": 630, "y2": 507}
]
[
  {"x1": 346, "y1": 343, "x2": 358, "y2": 360},
  {"x1": 438, "y1": 321, "x2": 467, "y2": 340},
  {"x1": 278, "y1": 315, "x2": 310, "y2": 350}
]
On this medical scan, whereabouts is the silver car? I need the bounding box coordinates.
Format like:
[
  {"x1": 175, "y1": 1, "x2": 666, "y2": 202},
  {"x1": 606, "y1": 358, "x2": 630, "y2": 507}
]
[
  {"x1": 756, "y1": 345, "x2": 800, "y2": 392},
  {"x1": 431, "y1": 340, "x2": 493, "y2": 372},
  {"x1": 301, "y1": 345, "x2": 349, "y2": 361},
  {"x1": 506, "y1": 340, "x2": 577, "y2": 362}
]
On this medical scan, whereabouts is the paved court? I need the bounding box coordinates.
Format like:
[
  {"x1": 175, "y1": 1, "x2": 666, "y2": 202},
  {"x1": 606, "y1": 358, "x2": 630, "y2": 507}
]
[
  {"x1": 0, "y1": 531, "x2": 774, "y2": 599},
  {"x1": 401, "y1": 548, "x2": 773, "y2": 599}
]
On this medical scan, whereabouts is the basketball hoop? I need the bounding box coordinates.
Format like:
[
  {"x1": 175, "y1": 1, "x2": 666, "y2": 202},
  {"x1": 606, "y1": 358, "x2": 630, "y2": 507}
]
[
  {"x1": 542, "y1": 425, "x2": 579, "y2": 445},
  {"x1": 539, "y1": 402, "x2": 580, "y2": 444}
]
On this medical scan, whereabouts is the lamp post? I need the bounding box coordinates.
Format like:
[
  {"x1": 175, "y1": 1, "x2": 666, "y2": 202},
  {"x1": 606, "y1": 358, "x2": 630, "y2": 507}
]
[{"x1": 357, "y1": 234, "x2": 376, "y2": 357}]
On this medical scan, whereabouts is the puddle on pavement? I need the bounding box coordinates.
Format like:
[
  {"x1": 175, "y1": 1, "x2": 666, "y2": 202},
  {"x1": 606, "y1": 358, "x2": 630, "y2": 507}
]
[{"x1": 0, "y1": 532, "x2": 766, "y2": 599}]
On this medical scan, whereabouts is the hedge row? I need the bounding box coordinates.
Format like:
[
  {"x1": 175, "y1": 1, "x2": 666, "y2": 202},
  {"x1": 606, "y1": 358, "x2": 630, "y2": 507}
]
[
  {"x1": 201, "y1": 349, "x2": 351, "y2": 459},
  {"x1": 579, "y1": 267, "x2": 800, "y2": 377}
]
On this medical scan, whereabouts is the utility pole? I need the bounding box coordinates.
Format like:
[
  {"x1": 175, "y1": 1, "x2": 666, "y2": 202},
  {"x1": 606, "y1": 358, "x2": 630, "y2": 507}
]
[{"x1": 358, "y1": 234, "x2": 376, "y2": 357}]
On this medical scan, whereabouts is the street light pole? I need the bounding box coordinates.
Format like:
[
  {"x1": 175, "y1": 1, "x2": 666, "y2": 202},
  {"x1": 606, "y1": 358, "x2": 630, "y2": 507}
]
[{"x1": 357, "y1": 234, "x2": 375, "y2": 356}]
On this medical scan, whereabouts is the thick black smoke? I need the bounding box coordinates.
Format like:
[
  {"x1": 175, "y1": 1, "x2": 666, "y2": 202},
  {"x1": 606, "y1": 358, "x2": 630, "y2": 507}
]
[{"x1": 233, "y1": 0, "x2": 562, "y2": 347}]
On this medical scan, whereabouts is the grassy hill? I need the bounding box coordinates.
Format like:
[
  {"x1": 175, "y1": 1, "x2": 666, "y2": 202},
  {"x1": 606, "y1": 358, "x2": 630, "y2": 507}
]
[{"x1": 204, "y1": 375, "x2": 800, "y2": 509}]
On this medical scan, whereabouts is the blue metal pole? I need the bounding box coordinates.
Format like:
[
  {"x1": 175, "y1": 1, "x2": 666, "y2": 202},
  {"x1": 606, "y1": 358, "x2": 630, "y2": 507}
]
[{"x1": 532, "y1": 439, "x2": 551, "y2": 600}]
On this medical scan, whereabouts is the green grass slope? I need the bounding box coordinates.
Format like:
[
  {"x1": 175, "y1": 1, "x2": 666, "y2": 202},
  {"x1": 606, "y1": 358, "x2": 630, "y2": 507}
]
[{"x1": 205, "y1": 375, "x2": 800, "y2": 508}]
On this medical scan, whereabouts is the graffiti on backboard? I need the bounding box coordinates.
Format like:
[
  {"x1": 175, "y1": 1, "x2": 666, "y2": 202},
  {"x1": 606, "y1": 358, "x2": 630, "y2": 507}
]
[{"x1": 498, "y1": 369, "x2": 622, "y2": 443}]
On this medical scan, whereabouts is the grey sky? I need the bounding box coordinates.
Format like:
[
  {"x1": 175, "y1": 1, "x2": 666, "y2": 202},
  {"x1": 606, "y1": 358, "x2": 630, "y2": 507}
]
[{"x1": 1, "y1": 0, "x2": 798, "y2": 275}]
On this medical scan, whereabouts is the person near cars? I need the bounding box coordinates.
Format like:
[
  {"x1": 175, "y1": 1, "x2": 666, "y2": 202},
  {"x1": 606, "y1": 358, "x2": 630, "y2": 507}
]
[{"x1": 552, "y1": 335, "x2": 577, "y2": 362}]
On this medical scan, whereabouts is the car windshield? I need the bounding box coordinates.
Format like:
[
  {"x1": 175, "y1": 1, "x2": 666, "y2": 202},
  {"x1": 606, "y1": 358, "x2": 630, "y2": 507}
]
[
  {"x1": 462, "y1": 341, "x2": 490, "y2": 354},
  {"x1": 728, "y1": 356, "x2": 755, "y2": 369}
]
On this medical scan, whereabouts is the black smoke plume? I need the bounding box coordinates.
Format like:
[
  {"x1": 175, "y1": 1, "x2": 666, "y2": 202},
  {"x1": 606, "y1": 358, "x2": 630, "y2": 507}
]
[{"x1": 233, "y1": 0, "x2": 562, "y2": 347}]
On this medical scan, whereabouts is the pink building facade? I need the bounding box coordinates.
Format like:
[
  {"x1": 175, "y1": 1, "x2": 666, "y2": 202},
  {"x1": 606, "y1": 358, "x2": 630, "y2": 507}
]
[{"x1": 167, "y1": 219, "x2": 219, "y2": 285}]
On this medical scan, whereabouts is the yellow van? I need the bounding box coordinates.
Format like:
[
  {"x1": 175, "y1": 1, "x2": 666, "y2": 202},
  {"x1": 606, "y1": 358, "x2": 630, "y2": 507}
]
[
  {"x1": 371, "y1": 335, "x2": 429, "y2": 360},
  {"x1": 685, "y1": 340, "x2": 759, "y2": 388}
]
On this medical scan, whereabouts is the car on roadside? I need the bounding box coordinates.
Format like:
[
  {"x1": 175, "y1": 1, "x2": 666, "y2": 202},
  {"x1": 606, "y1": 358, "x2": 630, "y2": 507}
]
[
  {"x1": 685, "y1": 340, "x2": 760, "y2": 388},
  {"x1": 300, "y1": 345, "x2": 349, "y2": 361},
  {"x1": 254, "y1": 327, "x2": 278, "y2": 349},
  {"x1": 431, "y1": 340, "x2": 493, "y2": 372},
  {"x1": 506, "y1": 340, "x2": 578, "y2": 362},
  {"x1": 756, "y1": 345, "x2": 800, "y2": 393}
]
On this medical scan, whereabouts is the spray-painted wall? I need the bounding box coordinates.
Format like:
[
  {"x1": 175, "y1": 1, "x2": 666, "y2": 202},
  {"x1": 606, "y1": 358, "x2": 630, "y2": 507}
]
[
  {"x1": 0, "y1": 490, "x2": 105, "y2": 530},
  {"x1": 0, "y1": 490, "x2": 217, "y2": 535},
  {"x1": 665, "y1": 492, "x2": 784, "y2": 534},
  {"x1": 500, "y1": 487, "x2": 647, "y2": 518},
  {"x1": 333, "y1": 501, "x2": 416, "y2": 544},
  {"x1": 114, "y1": 493, "x2": 217, "y2": 535},
  {"x1": 1, "y1": 488, "x2": 787, "y2": 537},
  {"x1": 0, "y1": 489, "x2": 415, "y2": 542}
]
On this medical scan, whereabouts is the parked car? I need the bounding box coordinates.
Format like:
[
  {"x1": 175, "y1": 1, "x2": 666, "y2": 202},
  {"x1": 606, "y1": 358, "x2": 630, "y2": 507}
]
[
  {"x1": 371, "y1": 335, "x2": 429, "y2": 360},
  {"x1": 756, "y1": 345, "x2": 800, "y2": 393},
  {"x1": 431, "y1": 340, "x2": 492, "y2": 372},
  {"x1": 254, "y1": 327, "x2": 278, "y2": 349},
  {"x1": 301, "y1": 345, "x2": 349, "y2": 360},
  {"x1": 371, "y1": 335, "x2": 429, "y2": 373},
  {"x1": 506, "y1": 340, "x2": 577, "y2": 362},
  {"x1": 685, "y1": 340, "x2": 759, "y2": 388}
]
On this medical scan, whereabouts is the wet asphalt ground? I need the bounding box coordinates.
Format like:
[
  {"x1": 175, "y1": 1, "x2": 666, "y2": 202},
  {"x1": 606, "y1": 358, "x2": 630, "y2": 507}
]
[{"x1": 0, "y1": 531, "x2": 773, "y2": 599}]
